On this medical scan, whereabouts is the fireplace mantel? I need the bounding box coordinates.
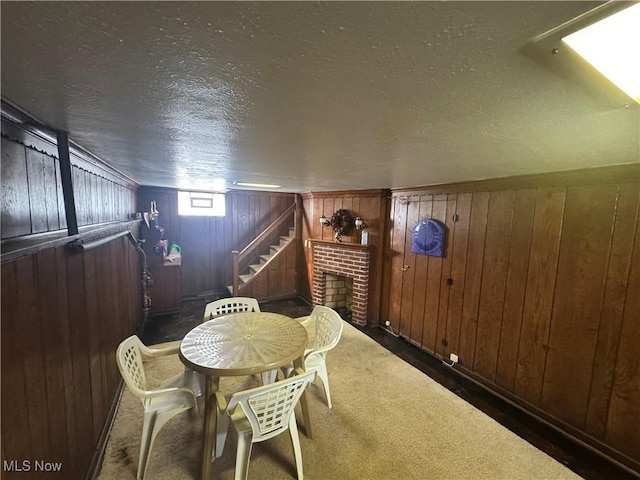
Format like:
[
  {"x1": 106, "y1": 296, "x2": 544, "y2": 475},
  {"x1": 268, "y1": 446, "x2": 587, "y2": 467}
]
[{"x1": 309, "y1": 239, "x2": 371, "y2": 251}]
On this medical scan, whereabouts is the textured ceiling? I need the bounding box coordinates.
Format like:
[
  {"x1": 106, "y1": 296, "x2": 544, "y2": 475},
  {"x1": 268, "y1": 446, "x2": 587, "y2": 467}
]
[{"x1": 1, "y1": 1, "x2": 638, "y2": 193}]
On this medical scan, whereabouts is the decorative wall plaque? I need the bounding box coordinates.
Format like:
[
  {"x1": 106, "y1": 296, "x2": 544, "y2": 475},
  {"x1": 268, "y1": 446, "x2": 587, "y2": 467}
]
[{"x1": 412, "y1": 219, "x2": 445, "y2": 257}]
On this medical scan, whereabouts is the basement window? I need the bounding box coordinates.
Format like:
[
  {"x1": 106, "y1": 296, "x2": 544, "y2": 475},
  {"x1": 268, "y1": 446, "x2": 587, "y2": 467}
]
[{"x1": 178, "y1": 191, "x2": 225, "y2": 216}]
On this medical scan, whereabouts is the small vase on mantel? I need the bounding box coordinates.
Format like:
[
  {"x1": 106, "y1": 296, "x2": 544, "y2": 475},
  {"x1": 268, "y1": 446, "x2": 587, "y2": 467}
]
[{"x1": 360, "y1": 228, "x2": 368, "y2": 245}]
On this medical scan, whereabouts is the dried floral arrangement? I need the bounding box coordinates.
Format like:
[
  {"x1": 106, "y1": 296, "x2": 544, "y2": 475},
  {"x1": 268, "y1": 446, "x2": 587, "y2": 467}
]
[{"x1": 329, "y1": 209, "x2": 354, "y2": 242}]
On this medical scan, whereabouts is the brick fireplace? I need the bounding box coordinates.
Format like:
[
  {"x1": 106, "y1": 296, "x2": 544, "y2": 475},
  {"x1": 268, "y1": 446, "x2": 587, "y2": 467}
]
[{"x1": 310, "y1": 240, "x2": 371, "y2": 325}]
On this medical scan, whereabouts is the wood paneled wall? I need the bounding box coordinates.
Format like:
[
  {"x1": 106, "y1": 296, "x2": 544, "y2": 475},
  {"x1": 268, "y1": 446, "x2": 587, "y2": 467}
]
[
  {"x1": 301, "y1": 190, "x2": 389, "y2": 322},
  {"x1": 1, "y1": 238, "x2": 141, "y2": 479},
  {"x1": 383, "y1": 164, "x2": 640, "y2": 472},
  {"x1": 137, "y1": 187, "x2": 298, "y2": 299},
  {"x1": 1, "y1": 111, "x2": 143, "y2": 479},
  {"x1": 1, "y1": 117, "x2": 135, "y2": 240}
]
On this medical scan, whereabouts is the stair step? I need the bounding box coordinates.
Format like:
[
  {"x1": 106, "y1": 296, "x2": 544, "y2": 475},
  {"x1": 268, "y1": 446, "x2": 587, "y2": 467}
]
[
  {"x1": 229, "y1": 225, "x2": 296, "y2": 294},
  {"x1": 259, "y1": 254, "x2": 270, "y2": 264},
  {"x1": 249, "y1": 264, "x2": 262, "y2": 274}
]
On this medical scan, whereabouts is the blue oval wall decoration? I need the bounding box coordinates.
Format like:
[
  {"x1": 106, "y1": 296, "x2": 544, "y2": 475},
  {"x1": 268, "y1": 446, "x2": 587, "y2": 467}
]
[{"x1": 412, "y1": 219, "x2": 446, "y2": 257}]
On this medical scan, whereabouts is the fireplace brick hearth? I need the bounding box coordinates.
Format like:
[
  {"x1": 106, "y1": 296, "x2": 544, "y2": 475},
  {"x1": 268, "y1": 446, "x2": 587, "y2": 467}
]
[{"x1": 310, "y1": 240, "x2": 371, "y2": 325}]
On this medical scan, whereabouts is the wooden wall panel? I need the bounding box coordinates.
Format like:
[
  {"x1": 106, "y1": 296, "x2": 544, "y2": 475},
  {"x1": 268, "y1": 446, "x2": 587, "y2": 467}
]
[
  {"x1": 385, "y1": 165, "x2": 640, "y2": 472},
  {"x1": 73, "y1": 167, "x2": 87, "y2": 226},
  {"x1": 586, "y1": 184, "x2": 639, "y2": 439},
  {"x1": 458, "y1": 191, "x2": 489, "y2": 366},
  {"x1": 17, "y1": 256, "x2": 52, "y2": 462},
  {"x1": 92, "y1": 173, "x2": 101, "y2": 224},
  {"x1": 1, "y1": 262, "x2": 33, "y2": 460},
  {"x1": 84, "y1": 250, "x2": 106, "y2": 441},
  {"x1": 421, "y1": 196, "x2": 447, "y2": 353},
  {"x1": 1, "y1": 137, "x2": 135, "y2": 241},
  {"x1": 443, "y1": 192, "x2": 472, "y2": 360},
  {"x1": 435, "y1": 194, "x2": 457, "y2": 358},
  {"x1": 1, "y1": 236, "x2": 143, "y2": 480},
  {"x1": 409, "y1": 197, "x2": 433, "y2": 346},
  {"x1": 301, "y1": 190, "x2": 388, "y2": 323},
  {"x1": 36, "y1": 248, "x2": 72, "y2": 464},
  {"x1": 55, "y1": 158, "x2": 67, "y2": 230},
  {"x1": 2, "y1": 109, "x2": 143, "y2": 479},
  {"x1": 399, "y1": 195, "x2": 420, "y2": 338},
  {"x1": 541, "y1": 185, "x2": 619, "y2": 427},
  {"x1": 387, "y1": 195, "x2": 406, "y2": 328},
  {"x1": 25, "y1": 149, "x2": 48, "y2": 234},
  {"x1": 495, "y1": 188, "x2": 536, "y2": 390},
  {"x1": 43, "y1": 154, "x2": 61, "y2": 231},
  {"x1": 298, "y1": 204, "x2": 312, "y2": 299},
  {"x1": 67, "y1": 249, "x2": 97, "y2": 466},
  {"x1": 604, "y1": 211, "x2": 640, "y2": 461},
  {"x1": 473, "y1": 191, "x2": 514, "y2": 380},
  {"x1": 514, "y1": 187, "x2": 565, "y2": 405},
  {"x1": 179, "y1": 216, "x2": 215, "y2": 296},
  {"x1": 53, "y1": 246, "x2": 79, "y2": 465},
  {"x1": 1, "y1": 138, "x2": 30, "y2": 238}
]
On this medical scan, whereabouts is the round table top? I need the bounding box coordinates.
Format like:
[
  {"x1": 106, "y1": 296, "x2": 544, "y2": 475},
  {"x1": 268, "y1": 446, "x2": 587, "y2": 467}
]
[{"x1": 179, "y1": 311, "x2": 308, "y2": 376}]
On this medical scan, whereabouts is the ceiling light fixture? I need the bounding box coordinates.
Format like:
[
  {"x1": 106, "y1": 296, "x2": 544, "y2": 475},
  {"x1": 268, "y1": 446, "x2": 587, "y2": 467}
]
[
  {"x1": 522, "y1": 2, "x2": 638, "y2": 105},
  {"x1": 563, "y1": 3, "x2": 640, "y2": 103},
  {"x1": 233, "y1": 181, "x2": 283, "y2": 189}
]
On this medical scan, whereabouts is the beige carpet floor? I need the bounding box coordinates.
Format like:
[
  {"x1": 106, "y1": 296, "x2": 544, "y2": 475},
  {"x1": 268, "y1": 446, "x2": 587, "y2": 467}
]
[{"x1": 98, "y1": 322, "x2": 582, "y2": 480}]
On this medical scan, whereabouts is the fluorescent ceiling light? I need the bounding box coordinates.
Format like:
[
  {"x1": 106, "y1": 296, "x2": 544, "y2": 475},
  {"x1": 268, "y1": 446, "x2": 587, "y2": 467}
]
[
  {"x1": 563, "y1": 3, "x2": 640, "y2": 103},
  {"x1": 233, "y1": 181, "x2": 283, "y2": 189}
]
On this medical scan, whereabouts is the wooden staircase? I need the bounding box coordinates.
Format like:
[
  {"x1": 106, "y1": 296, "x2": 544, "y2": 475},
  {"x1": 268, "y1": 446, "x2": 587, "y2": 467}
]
[
  {"x1": 230, "y1": 197, "x2": 300, "y2": 297},
  {"x1": 228, "y1": 227, "x2": 296, "y2": 294}
]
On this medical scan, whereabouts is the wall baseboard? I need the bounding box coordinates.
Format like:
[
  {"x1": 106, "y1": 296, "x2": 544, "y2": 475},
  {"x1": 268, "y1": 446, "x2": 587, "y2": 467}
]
[{"x1": 86, "y1": 381, "x2": 125, "y2": 480}]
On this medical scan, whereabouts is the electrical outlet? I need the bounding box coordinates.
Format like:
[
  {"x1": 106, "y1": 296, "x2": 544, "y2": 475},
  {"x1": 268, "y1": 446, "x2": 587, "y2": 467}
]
[
  {"x1": 385, "y1": 320, "x2": 390, "y2": 327},
  {"x1": 450, "y1": 353, "x2": 459, "y2": 363}
]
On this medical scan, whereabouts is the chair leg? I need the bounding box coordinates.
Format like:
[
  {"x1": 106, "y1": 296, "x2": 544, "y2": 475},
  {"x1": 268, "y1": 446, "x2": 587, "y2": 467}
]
[
  {"x1": 184, "y1": 369, "x2": 205, "y2": 416},
  {"x1": 138, "y1": 407, "x2": 191, "y2": 479},
  {"x1": 215, "y1": 412, "x2": 230, "y2": 458},
  {"x1": 260, "y1": 369, "x2": 278, "y2": 385},
  {"x1": 235, "y1": 431, "x2": 253, "y2": 480},
  {"x1": 317, "y1": 363, "x2": 332, "y2": 408},
  {"x1": 137, "y1": 412, "x2": 157, "y2": 480},
  {"x1": 288, "y1": 415, "x2": 304, "y2": 480}
]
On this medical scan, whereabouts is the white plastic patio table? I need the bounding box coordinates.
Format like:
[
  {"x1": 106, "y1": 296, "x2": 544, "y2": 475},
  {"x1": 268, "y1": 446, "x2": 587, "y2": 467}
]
[{"x1": 179, "y1": 311, "x2": 310, "y2": 480}]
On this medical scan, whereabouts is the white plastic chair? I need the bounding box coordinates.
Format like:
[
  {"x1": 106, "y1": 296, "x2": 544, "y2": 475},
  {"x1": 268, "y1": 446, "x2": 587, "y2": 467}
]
[
  {"x1": 214, "y1": 368, "x2": 316, "y2": 480},
  {"x1": 203, "y1": 297, "x2": 276, "y2": 385},
  {"x1": 203, "y1": 297, "x2": 260, "y2": 322},
  {"x1": 116, "y1": 335, "x2": 201, "y2": 480},
  {"x1": 282, "y1": 306, "x2": 344, "y2": 408}
]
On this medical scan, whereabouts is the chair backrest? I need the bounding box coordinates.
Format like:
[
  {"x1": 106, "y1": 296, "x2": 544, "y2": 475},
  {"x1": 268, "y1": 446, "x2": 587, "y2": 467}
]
[
  {"x1": 226, "y1": 370, "x2": 316, "y2": 442},
  {"x1": 309, "y1": 306, "x2": 344, "y2": 353},
  {"x1": 203, "y1": 297, "x2": 260, "y2": 322},
  {"x1": 116, "y1": 335, "x2": 148, "y2": 400}
]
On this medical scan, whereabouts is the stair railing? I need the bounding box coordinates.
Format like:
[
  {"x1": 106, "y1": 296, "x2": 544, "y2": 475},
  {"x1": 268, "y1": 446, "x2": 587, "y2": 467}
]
[{"x1": 232, "y1": 198, "x2": 298, "y2": 295}]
